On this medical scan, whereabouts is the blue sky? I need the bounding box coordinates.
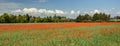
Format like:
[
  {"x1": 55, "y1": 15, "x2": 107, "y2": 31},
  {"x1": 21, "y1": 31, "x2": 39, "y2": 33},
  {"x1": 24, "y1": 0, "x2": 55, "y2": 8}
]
[{"x1": 0, "y1": 0, "x2": 120, "y2": 18}]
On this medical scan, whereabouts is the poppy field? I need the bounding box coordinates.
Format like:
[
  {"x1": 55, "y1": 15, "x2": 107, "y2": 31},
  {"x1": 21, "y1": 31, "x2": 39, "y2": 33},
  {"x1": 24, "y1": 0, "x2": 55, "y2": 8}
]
[{"x1": 0, "y1": 22, "x2": 120, "y2": 46}]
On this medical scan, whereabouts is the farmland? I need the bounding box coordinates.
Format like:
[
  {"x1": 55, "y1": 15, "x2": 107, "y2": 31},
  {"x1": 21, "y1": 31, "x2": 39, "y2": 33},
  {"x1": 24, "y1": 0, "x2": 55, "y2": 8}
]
[{"x1": 0, "y1": 22, "x2": 120, "y2": 46}]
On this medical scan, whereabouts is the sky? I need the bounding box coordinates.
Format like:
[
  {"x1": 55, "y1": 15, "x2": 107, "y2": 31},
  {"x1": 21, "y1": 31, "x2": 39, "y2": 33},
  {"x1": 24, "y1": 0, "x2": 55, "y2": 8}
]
[{"x1": 0, "y1": 0, "x2": 120, "y2": 18}]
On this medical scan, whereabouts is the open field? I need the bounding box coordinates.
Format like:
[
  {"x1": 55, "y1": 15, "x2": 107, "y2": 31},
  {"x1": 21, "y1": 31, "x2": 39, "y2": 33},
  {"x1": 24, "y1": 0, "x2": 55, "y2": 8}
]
[{"x1": 0, "y1": 22, "x2": 120, "y2": 46}]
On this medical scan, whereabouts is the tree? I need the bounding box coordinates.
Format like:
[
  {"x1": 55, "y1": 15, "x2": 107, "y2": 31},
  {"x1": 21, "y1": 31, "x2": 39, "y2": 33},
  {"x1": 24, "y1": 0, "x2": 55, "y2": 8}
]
[
  {"x1": 16, "y1": 15, "x2": 23, "y2": 23},
  {"x1": 83, "y1": 14, "x2": 92, "y2": 21},
  {"x1": 114, "y1": 16, "x2": 120, "y2": 19},
  {"x1": 76, "y1": 14, "x2": 84, "y2": 22},
  {"x1": 34, "y1": 17, "x2": 41, "y2": 23},
  {"x1": 93, "y1": 13, "x2": 99, "y2": 21},
  {"x1": 9, "y1": 14, "x2": 16, "y2": 23},
  {"x1": 0, "y1": 13, "x2": 10, "y2": 23},
  {"x1": 0, "y1": 12, "x2": 113, "y2": 23},
  {"x1": 29, "y1": 16, "x2": 35, "y2": 23},
  {"x1": 92, "y1": 13, "x2": 110, "y2": 21},
  {"x1": 22, "y1": 14, "x2": 30, "y2": 23}
]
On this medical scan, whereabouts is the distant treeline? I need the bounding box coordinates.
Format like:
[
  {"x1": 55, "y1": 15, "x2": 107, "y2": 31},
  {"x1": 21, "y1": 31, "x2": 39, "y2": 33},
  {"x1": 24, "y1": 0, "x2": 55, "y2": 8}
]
[
  {"x1": 0, "y1": 13, "x2": 73, "y2": 23},
  {"x1": 0, "y1": 13, "x2": 120, "y2": 23}
]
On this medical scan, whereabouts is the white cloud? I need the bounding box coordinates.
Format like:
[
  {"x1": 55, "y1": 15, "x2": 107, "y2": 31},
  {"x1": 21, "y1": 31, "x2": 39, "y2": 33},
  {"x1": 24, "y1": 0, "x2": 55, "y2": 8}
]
[
  {"x1": 12, "y1": 8, "x2": 66, "y2": 14},
  {"x1": 104, "y1": 11, "x2": 110, "y2": 14},
  {"x1": 9, "y1": 8, "x2": 120, "y2": 18},
  {"x1": 70, "y1": 10, "x2": 75, "y2": 14},
  {"x1": 117, "y1": 12, "x2": 120, "y2": 15},
  {"x1": 90, "y1": 11, "x2": 93, "y2": 14},
  {"x1": 38, "y1": 9, "x2": 47, "y2": 13},
  {"x1": 23, "y1": 8, "x2": 38, "y2": 13},
  {"x1": 84, "y1": 11, "x2": 89, "y2": 14},
  {"x1": 47, "y1": 10, "x2": 55, "y2": 14},
  {"x1": 82, "y1": 8, "x2": 116, "y2": 15},
  {"x1": 38, "y1": 9, "x2": 65, "y2": 14},
  {"x1": 12, "y1": 9, "x2": 22, "y2": 12},
  {"x1": 55, "y1": 10, "x2": 65, "y2": 14},
  {"x1": 112, "y1": 8, "x2": 115, "y2": 10},
  {"x1": 94, "y1": 9, "x2": 100, "y2": 13},
  {"x1": 82, "y1": 9, "x2": 101, "y2": 15},
  {"x1": 77, "y1": 11, "x2": 80, "y2": 14}
]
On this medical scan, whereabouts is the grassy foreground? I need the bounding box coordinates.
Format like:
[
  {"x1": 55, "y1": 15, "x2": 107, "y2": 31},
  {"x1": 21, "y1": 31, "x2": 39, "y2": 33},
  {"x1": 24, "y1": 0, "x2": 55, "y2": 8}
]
[{"x1": 0, "y1": 24, "x2": 120, "y2": 46}]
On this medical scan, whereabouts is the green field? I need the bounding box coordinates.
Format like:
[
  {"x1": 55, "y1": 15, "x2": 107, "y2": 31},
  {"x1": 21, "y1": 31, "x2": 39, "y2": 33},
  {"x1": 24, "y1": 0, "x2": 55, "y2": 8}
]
[{"x1": 0, "y1": 24, "x2": 120, "y2": 46}]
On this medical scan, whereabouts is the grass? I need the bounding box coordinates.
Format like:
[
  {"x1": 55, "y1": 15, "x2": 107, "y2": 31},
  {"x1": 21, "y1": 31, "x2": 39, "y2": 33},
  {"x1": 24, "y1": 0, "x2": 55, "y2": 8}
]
[{"x1": 0, "y1": 24, "x2": 120, "y2": 46}]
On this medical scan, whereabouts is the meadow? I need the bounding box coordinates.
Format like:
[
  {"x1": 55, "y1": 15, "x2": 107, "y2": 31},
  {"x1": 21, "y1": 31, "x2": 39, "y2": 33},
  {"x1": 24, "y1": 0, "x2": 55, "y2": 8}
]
[{"x1": 0, "y1": 22, "x2": 120, "y2": 46}]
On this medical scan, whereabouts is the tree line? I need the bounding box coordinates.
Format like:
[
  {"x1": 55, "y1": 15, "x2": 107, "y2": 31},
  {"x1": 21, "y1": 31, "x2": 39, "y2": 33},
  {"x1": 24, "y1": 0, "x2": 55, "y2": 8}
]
[
  {"x1": 0, "y1": 13, "x2": 73, "y2": 23},
  {"x1": 0, "y1": 13, "x2": 120, "y2": 23},
  {"x1": 76, "y1": 13, "x2": 120, "y2": 22},
  {"x1": 76, "y1": 13, "x2": 110, "y2": 22}
]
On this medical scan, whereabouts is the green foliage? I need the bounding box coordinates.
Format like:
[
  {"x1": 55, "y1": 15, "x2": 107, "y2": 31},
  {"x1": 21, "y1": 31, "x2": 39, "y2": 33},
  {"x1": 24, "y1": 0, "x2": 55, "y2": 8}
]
[
  {"x1": 114, "y1": 16, "x2": 120, "y2": 19},
  {"x1": 0, "y1": 13, "x2": 10, "y2": 23},
  {"x1": 0, "y1": 13, "x2": 73, "y2": 23},
  {"x1": 0, "y1": 13, "x2": 119, "y2": 23},
  {"x1": 92, "y1": 13, "x2": 110, "y2": 21},
  {"x1": 76, "y1": 14, "x2": 92, "y2": 22},
  {"x1": 76, "y1": 14, "x2": 84, "y2": 22},
  {"x1": 76, "y1": 13, "x2": 111, "y2": 22}
]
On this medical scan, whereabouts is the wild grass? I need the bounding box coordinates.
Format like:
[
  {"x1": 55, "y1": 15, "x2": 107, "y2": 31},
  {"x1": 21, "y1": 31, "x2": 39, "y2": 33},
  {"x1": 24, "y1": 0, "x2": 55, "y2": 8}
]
[{"x1": 0, "y1": 24, "x2": 120, "y2": 46}]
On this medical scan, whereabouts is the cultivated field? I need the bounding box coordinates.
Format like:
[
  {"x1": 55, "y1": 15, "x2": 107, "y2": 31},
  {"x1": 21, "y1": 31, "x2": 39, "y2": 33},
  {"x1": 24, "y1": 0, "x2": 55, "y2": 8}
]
[{"x1": 0, "y1": 22, "x2": 120, "y2": 46}]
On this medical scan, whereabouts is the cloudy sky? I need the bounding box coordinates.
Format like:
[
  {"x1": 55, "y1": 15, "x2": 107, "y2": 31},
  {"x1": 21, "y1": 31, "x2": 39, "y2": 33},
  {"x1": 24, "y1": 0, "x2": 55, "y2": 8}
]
[{"x1": 0, "y1": 0, "x2": 120, "y2": 18}]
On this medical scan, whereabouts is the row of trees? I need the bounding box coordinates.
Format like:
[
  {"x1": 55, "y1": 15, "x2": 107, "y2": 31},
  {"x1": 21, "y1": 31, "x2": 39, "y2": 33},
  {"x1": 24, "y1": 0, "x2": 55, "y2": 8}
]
[
  {"x1": 114, "y1": 16, "x2": 120, "y2": 19},
  {"x1": 0, "y1": 13, "x2": 73, "y2": 23},
  {"x1": 0, "y1": 13, "x2": 120, "y2": 23},
  {"x1": 76, "y1": 13, "x2": 110, "y2": 22}
]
